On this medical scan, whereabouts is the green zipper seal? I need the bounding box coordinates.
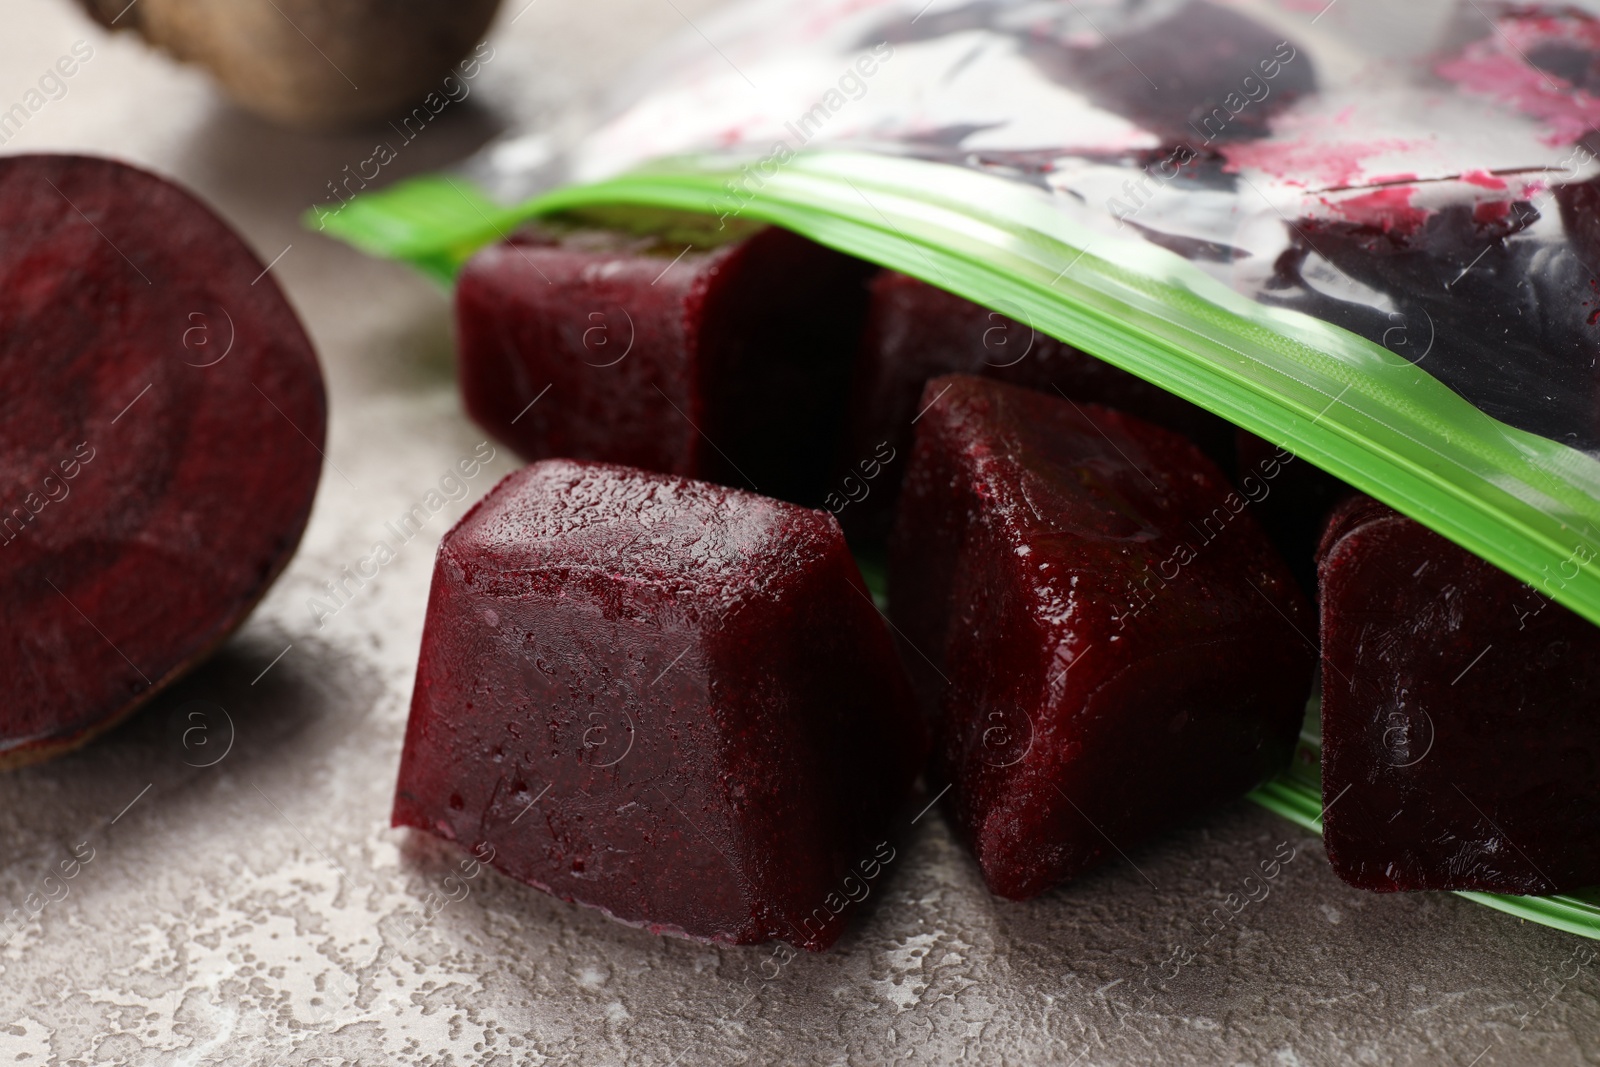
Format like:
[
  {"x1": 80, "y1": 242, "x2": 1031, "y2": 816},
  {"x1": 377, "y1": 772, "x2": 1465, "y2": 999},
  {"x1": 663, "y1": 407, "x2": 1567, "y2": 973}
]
[{"x1": 316, "y1": 151, "x2": 1600, "y2": 628}]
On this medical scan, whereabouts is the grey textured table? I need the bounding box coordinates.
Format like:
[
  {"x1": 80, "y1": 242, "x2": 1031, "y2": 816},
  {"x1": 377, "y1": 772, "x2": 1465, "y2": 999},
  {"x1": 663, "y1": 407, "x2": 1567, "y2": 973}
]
[{"x1": 2, "y1": 1, "x2": 1597, "y2": 1063}]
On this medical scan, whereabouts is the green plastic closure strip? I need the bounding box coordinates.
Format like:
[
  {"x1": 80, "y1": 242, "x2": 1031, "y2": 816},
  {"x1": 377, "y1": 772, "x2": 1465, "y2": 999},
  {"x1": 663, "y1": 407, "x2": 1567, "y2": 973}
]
[
  {"x1": 316, "y1": 151, "x2": 1600, "y2": 630},
  {"x1": 315, "y1": 150, "x2": 1600, "y2": 939}
]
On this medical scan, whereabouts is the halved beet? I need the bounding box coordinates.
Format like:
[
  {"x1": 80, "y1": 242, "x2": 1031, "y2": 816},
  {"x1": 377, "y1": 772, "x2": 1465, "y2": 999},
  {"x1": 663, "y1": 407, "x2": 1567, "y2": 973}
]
[{"x1": 0, "y1": 154, "x2": 325, "y2": 768}]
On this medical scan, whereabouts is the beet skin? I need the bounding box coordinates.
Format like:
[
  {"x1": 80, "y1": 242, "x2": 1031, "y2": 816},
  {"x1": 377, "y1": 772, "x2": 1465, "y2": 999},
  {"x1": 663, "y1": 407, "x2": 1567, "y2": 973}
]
[
  {"x1": 0, "y1": 154, "x2": 325, "y2": 768},
  {"x1": 889, "y1": 375, "x2": 1313, "y2": 900},
  {"x1": 394, "y1": 459, "x2": 925, "y2": 950},
  {"x1": 1319, "y1": 497, "x2": 1600, "y2": 894}
]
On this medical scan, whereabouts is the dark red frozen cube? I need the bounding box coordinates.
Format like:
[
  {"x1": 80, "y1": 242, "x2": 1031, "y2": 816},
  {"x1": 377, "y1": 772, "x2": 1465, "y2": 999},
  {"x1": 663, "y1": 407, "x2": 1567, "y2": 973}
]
[
  {"x1": 1234, "y1": 429, "x2": 1354, "y2": 598},
  {"x1": 837, "y1": 272, "x2": 1232, "y2": 538},
  {"x1": 1319, "y1": 497, "x2": 1600, "y2": 894},
  {"x1": 455, "y1": 224, "x2": 873, "y2": 506},
  {"x1": 889, "y1": 375, "x2": 1314, "y2": 900},
  {"x1": 394, "y1": 459, "x2": 925, "y2": 950}
]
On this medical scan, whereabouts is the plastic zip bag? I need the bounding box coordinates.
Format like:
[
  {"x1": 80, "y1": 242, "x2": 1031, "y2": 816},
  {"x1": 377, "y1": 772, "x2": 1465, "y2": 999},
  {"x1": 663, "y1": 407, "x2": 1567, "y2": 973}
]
[{"x1": 317, "y1": 0, "x2": 1600, "y2": 936}]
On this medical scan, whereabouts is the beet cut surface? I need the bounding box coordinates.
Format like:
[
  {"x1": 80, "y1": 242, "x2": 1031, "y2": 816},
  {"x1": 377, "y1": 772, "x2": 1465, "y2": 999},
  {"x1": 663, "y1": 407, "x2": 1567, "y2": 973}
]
[
  {"x1": 394, "y1": 459, "x2": 925, "y2": 950},
  {"x1": 889, "y1": 375, "x2": 1313, "y2": 900},
  {"x1": 0, "y1": 154, "x2": 325, "y2": 768},
  {"x1": 1319, "y1": 497, "x2": 1600, "y2": 894},
  {"x1": 455, "y1": 224, "x2": 874, "y2": 506},
  {"x1": 839, "y1": 272, "x2": 1233, "y2": 539}
]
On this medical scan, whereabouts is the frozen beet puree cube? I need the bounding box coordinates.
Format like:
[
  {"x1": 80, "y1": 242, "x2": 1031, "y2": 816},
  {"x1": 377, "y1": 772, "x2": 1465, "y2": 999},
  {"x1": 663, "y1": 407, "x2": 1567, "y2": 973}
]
[
  {"x1": 889, "y1": 375, "x2": 1313, "y2": 900},
  {"x1": 455, "y1": 224, "x2": 873, "y2": 506},
  {"x1": 838, "y1": 272, "x2": 1232, "y2": 539},
  {"x1": 1233, "y1": 429, "x2": 1354, "y2": 598},
  {"x1": 1319, "y1": 497, "x2": 1600, "y2": 894},
  {"x1": 394, "y1": 459, "x2": 924, "y2": 950}
]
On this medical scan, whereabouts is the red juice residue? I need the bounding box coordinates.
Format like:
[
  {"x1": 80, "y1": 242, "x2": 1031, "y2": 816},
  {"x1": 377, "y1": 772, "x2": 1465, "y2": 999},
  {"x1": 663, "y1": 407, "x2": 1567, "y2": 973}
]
[
  {"x1": 1320, "y1": 186, "x2": 1430, "y2": 238},
  {"x1": 1436, "y1": 12, "x2": 1600, "y2": 146},
  {"x1": 1221, "y1": 135, "x2": 1426, "y2": 187},
  {"x1": 1461, "y1": 169, "x2": 1508, "y2": 190},
  {"x1": 1473, "y1": 198, "x2": 1512, "y2": 227}
]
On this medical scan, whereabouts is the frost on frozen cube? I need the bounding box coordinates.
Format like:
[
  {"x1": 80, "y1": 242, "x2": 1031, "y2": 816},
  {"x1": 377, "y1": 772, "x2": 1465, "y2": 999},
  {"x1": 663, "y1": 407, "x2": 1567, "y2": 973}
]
[
  {"x1": 1318, "y1": 497, "x2": 1600, "y2": 894},
  {"x1": 889, "y1": 375, "x2": 1314, "y2": 901},
  {"x1": 393, "y1": 459, "x2": 925, "y2": 950}
]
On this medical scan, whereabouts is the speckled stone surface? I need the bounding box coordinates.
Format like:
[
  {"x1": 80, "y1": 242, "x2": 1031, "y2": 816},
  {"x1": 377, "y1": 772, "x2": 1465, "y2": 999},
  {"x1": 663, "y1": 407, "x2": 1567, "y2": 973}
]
[{"x1": 2, "y1": 1, "x2": 1599, "y2": 1063}]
